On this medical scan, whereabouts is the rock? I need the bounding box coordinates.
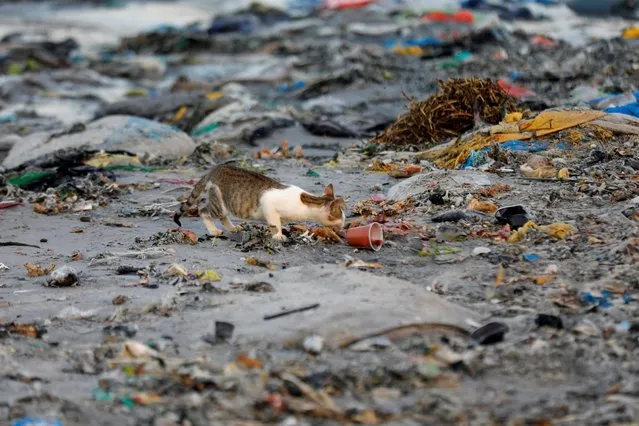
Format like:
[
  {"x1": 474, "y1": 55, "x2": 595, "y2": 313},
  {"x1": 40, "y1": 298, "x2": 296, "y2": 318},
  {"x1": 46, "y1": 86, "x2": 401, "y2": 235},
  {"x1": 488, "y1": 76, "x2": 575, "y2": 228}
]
[
  {"x1": 472, "y1": 247, "x2": 492, "y2": 256},
  {"x1": 303, "y1": 335, "x2": 324, "y2": 354},
  {"x1": 2, "y1": 115, "x2": 196, "y2": 170},
  {"x1": 47, "y1": 265, "x2": 78, "y2": 287}
]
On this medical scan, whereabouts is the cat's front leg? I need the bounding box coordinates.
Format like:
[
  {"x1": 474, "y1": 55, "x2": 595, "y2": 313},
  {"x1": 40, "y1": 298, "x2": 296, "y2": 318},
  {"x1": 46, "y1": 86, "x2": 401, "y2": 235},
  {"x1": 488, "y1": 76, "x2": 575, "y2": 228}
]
[
  {"x1": 263, "y1": 208, "x2": 287, "y2": 241},
  {"x1": 221, "y1": 217, "x2": 243, "y2": 233}
]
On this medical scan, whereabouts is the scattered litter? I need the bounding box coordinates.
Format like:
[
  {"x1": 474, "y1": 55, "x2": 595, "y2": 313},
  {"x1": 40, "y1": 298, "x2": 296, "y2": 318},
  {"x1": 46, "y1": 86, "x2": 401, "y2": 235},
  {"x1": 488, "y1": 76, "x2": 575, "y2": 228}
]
[
  {"x1": 495, "y1": 205, "x2": 530, "y2": 230},
  {"x1": 345, "y1": 222, "x2": 383, "y2": 251},
  {"x1": 56, "y1": 306, "x2": 100, "y2": 320},
  {"x1": 196, "y1": 269, "x2": 222, "y2": 283},
  {"x1": 1, "y1": 241, "x2": 40, "y2": 248},
  {"x1": 345, "y1": 258, "x2": 384, "y2": 269},
  {"x1": 10, "y1": 418, "x2": 62, "y2": 426},
  {"x1": 467, "y1": 198, "x2": 497, "y2": 213},
  {"x1": 25, "y1": 262, "x2": 56, "y2": 277},
  {"x1": 470, "y1": 322, "x2": 509, "y2": 345},
  {"x1": 522, "y1": 253, "x2": 540, "y2": 262},
  {"x1": 535, "y1": 314, "x2": 563, "y2": 329},
  {"x1": 264, "y1": 303, "x2": 320, "y2": 321},
  {"x1": 245, "y1": 257, "x2": 277, "y2": 270},
  {"x1": 0, "y1": 322, "x2": 47, "y2": 339},
  {"x1": 0, "y1": 201, "x2": 23, "y2": 209},
  {"x1": 311, "y1": 226, "x2": 343, "y2": 243}
]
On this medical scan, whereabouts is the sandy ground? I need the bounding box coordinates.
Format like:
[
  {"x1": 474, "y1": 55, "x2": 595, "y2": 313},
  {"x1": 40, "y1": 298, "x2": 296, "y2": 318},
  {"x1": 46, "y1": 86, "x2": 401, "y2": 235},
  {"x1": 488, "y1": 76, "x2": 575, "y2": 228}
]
[{"x1": 1, "y1": 1, "x2": 639, "y2": 425}]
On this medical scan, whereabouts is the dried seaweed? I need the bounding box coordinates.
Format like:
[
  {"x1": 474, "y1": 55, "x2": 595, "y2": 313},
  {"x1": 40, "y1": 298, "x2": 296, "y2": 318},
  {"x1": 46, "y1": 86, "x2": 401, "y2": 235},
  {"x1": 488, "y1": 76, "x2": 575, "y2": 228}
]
[{"x1": 375, "y1": 78, "x2": 516, "y2": 148}]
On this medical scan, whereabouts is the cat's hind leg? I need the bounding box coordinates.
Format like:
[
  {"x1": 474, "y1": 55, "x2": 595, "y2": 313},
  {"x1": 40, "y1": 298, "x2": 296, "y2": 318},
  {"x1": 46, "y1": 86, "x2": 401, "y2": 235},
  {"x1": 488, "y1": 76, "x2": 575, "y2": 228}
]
[{"x1": 200, "y1": 184, "x2": 227, "y2": 237}]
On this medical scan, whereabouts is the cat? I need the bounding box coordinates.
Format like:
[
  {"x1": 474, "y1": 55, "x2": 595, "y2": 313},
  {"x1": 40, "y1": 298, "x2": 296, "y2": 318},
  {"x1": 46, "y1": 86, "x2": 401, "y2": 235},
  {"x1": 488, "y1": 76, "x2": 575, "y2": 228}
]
[{"x1": 173, "y1": 164, "x2": 346, "y2": 241}]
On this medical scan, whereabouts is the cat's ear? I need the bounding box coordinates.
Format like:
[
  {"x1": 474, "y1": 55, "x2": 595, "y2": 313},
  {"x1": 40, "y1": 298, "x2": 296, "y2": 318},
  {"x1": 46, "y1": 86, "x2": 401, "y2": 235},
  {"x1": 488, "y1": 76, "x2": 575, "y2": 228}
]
[
  {"x1": 323, "y1": 184, "x2": 335, "y2": 199},
  {"x1": 330, "y1": 198, "x2": 344, "y2": 210},
  {"x1": 329, "y1": 198, "x2": 344, "y2": 217}
]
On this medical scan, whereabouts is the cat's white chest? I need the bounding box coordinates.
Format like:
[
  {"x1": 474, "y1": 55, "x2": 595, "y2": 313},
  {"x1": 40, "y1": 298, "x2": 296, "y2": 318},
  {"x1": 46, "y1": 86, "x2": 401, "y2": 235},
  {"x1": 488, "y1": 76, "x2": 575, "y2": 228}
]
[{"x1": 258, "y1": 186, "x2": 314, "y2": 222}]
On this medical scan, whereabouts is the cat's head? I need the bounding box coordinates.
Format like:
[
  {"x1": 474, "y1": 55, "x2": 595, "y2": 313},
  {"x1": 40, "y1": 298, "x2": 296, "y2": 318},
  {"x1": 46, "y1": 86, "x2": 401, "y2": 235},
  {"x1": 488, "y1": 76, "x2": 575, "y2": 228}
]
[{"x1": 300, "y1": 184, "x2": 346, "y2": 229}]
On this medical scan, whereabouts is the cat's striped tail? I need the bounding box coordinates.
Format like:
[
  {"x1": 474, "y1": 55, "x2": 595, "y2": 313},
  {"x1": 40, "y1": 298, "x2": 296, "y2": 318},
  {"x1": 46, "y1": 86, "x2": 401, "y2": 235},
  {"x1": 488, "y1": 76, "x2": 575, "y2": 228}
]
[{"x1": 173, "y1": 171, "x2": 211, "y2": 227}]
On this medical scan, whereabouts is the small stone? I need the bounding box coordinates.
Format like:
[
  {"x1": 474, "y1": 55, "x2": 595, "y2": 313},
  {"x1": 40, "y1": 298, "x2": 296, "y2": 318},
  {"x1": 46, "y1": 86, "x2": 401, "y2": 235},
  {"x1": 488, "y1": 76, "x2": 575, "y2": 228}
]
[
  {"x1": 215, "y1": 321, "x2": 234, "y2": 341},
  {"x1": 103, "y1": 323, "x2": 138, "y2": 338},
  {"x1": 47, "y1": 265, "x2": 78, "y2": 287},
  {"x1": 303, "y1": 335, "x2": 324, "y2": 354},
  {"x1": 544, "y1": 264, "x2": 559, "y2": 275},
  {"x1": 574, "y1": 319, "x2": 600, "y2": 337},
  {"x1": 472, "y1": 246, "x2": 491, "y2": 256},
  {"x1": 40, "y1": 238, "x2": 48, "y2": 243},
  {"x1": 244, "y1": 281, "x2": 275, "y2": 292},
  {"x1": 535, "y1": 314, "x2": 563, "y2": 329}
]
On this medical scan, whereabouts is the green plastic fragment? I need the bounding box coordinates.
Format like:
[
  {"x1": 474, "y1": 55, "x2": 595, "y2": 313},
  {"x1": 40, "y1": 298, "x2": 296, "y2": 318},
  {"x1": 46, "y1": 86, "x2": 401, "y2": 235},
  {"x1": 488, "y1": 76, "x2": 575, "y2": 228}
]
[
  {"x1": 124, "y1": 88, "x2": 148, "y2": 97},
  {"x1": 122, "y1": 364, "x2": 137, "y2": 377},
  {"x1": 361, "y1": 144, "x2": 378, "y2": 156},
  {"x1": 305, "y1": 169, "x2": 320, "y2": 177},
  {"x1": 118, "y1": 395, "x2": 136, "y2": 409},
  {"x1": 92, "y1": 388, "x2": 113, "y2": 401},
  {"x1": 7, "y1": 63, "x2": 25, "y2": 75},
  {"x1": 26, "y1": 59, "x2": 41, "y2": 71},
  {"x1": 8, "y1": 171, "x2": 57, "y2": 188},
  {"x1": 191, "y1": 122, "x2": 219, "y2": 137}
]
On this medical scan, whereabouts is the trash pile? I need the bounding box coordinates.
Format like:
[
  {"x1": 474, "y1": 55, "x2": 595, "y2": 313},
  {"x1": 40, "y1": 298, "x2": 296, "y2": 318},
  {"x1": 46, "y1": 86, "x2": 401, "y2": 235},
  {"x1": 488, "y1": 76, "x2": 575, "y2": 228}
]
[
  {"x1": 374, "y1": 77, "x2": 517, "y2": 148},
  {"x1": 2, "y1": 0, "x2": 639, "y2": 424}
]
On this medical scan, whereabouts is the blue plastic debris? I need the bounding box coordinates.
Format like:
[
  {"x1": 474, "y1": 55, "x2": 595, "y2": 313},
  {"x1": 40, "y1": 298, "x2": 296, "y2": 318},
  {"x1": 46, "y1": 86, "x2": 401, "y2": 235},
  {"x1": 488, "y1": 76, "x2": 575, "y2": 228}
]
[
  {"x1": 461, "y1": 0, "x2": 559, "y2": 20},
  {"x1": 604, "y1": 102, "x2": 639, "y2": 118},
  {"x1": 385, "y1": 36, "x2": 442, "y2": 48},
  {"x1": 582, "y1": 290, "x2": 614, "y2": 308},
  {"x1": 208, "y1": 16, "x2": 257, "y2": 34},
  {"x1": 501, "y1": 140, "x2": 549, "y2": 152},
  {"x1": 0, "y1": 113, "x2": 17, "y2": 124},
  {"x1": 463, "y1": 149, "x2": 490, "y2": 168},
  {"x1": 592, "y1": 91, "x2": 639, "y2": 118},
  {"x1": 522, "y1": 253, "x2": 540, "y2": 262},
  {"x1": 277, "y1": 80, "x2": 305, "y2": 93},
  {"x1": 616, "y1": 320, "x2": 631, "y2": 332},
  {"x1": 11, "y1": 418, "x2": 62, "y2": 426},
  {"x1": 462, "y1": 140, "x2": 562, "y2": 169}
]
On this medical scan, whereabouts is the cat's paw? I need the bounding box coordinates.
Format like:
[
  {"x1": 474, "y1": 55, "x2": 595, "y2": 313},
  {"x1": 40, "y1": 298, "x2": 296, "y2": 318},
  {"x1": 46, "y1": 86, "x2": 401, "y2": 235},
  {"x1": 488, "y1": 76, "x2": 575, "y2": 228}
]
[
  {"x1": 228, "y1": 225, "x2": 244, "y2": 233},
  {"x1": 272, "y1": 233, "x2": 288, "y2": 242},
  {"x1": 209, "y1": 229, "x2": 224, "y2": 237}
]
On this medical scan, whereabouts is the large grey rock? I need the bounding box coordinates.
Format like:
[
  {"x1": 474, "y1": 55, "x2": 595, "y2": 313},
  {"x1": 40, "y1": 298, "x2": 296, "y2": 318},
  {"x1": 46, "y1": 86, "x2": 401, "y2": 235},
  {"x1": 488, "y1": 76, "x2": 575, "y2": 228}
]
[
  {"x1": 2, "y1": 115, "x2": 197, "y2": 170},
  {"x1": 153, "y1": 264, "x2": 480, "y2": 349},
  {"x1": 387, "y1": 170, "x2": 495, "y2": 201}
]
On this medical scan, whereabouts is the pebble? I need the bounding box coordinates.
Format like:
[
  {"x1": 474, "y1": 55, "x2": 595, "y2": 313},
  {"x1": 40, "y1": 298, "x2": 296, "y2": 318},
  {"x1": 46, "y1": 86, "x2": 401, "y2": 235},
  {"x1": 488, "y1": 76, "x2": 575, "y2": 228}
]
[
  {"x1": 47, "y1": 265, "x2": 78, "y2": 287},
  {"x1": 303, "y1": 335, "x2": 324, "y2": 354},
  {"x1": 472, "y1": 246, "x2": 491, "y2": 256}
]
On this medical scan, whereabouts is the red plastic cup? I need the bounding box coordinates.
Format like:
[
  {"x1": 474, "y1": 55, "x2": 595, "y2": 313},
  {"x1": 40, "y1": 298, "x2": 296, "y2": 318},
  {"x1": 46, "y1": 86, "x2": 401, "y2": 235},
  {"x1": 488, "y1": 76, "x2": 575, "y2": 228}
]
[{"x1": 346, "y1": 222, "x2": 384, "y2": 251}]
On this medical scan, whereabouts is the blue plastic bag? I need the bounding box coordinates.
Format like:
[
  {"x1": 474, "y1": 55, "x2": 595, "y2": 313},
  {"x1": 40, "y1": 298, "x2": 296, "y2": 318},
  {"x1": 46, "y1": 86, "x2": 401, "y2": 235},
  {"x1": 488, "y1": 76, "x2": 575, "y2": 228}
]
[{"x1": 11, "y1": 418, "x2": 63, "y2": 426}]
